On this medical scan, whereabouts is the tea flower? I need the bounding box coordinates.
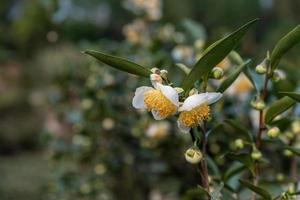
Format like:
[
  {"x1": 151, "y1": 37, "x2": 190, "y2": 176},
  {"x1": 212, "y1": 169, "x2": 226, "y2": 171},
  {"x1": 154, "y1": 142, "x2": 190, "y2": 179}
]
[
  {"x1": 177, "y1": 92, "x2": 222, "y2": 133},
  {"x1": 132, "y1": 74, "x2": 179, "y2": 120}
]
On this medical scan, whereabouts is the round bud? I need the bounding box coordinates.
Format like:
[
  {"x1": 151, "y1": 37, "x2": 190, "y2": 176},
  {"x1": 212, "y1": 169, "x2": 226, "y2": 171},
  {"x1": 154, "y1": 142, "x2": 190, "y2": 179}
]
[
  {"x1": 283, "y1": 149, "x2": 293, "y2": 157},
  {"x1": 271, "y1": 71, "x2": 281, "y2": 82},
  {"x1": 185, "y1": 147, "x2": 203, "y2": 164},
  {"x1": 286, "y1": 131, "x2": 295, "y2": 140},
  {"x1": 234, "y1": 139, "x2": 244, "y2": 149},
  {"x1": 255, "y1": 64, "x2": 267, "y2": 74},
  {"x1": 267, "y1": 127, "x2": 280, "y2": 138},
  {"x1": 174, "y1": 87, "x2": 184, "y2": 94},
  {"x1": 150, "y1": 67, "x2": 160, "y2": 74},
  {"x1": 211, "y1": 67, "x2": 224, "y2": 79},
  {"x1": 188, "y1": 88, "x2": 198, "y2": 96},
  {"x1": 276, "y1": 173, "x2": 284, "y2": 181},
  {"x1": 251, "y1": 98, "x2": 266, "y2": 110},
  {"x1": 251, "y1": 149, "x2": 262, "y2": 161}
]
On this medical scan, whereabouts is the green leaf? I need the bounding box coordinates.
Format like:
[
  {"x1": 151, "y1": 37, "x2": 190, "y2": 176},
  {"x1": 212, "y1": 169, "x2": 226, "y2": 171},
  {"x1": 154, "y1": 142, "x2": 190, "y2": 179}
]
[
  {"x1": 181, "y1": 19, "x2": 258, "y2": 92},
  {"x1": 239, "y1": 180, "x2": 272, "y2": 200},
  {"x1": 226, "y1": 153, "x2": 255, "y2": 176},
  {"x1": 271, "y1": 25, "x2": 300, "y2": 70},
  {"x1": 207, "y1": 156, "x2": 220, "y2": 177},
  {"x1": 84, "y1": 50, "x2": 151, "y2": 77},
  {"x1": 285, "y1": 146, "x2": 300, "y2": 156},
  {"x1": 223, "y1": 163, "x2": 245, "y2": 182},
  {"x1": 280, "y1": 91, "x2": 300, "y2": 102},
  {"x1": 265, "y1": 96, "x2": 295, "y2": 124},
  {"x1": 224, "y1": 119, "x2": 254, "y2": 142},
  {"x1": 217, "y1": 59, "x2": 251, "y2": 92}
]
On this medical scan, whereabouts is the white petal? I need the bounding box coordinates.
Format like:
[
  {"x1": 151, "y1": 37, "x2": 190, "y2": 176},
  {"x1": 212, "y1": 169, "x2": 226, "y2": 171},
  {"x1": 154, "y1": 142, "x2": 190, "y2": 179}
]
[
  {"x1": 179, "y1": 93, "x2": 208, "y2": 111},
  {"x1": 132, "y1": 86, "x2": 153, "y2": 109},
  {"x1": 156, "y1": 83, "x2": 179, "y2": 107},
  {"x1": 206, "y1": 92, "x2": 223, "y2": 105},
  {"x1": 177, "y1": 120, "x2": 190, "y2": 133},
  {"x1": 151, "y1": 110, "x2": 165, "y2": 120}
]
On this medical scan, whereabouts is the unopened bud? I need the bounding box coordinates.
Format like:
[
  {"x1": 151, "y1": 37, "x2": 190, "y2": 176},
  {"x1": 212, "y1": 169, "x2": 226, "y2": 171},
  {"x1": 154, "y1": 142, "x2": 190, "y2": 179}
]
[
  {"x1": 185, "y1": 147, "x2": 203, "y2": 164},
  {"x1": 234, "y1": 139, "x2": 244, "y2": 149},
  {"x1": 251, "y1": 148, "x2": 262, "y2": 161},
  {"x1": 150, "y1": 67, "x2": 160, "y2": 74},
  {"x1": 286, "y1": 131, "x2": 294, "y2": 140},
  {"x1": 189, "y1": 88, "x2": 198, "y2": 96},
  {"x1": 174, "y1": 87, "x2": 184, "y2": 94},
  {"x1": 283, "y1": 149, "x2": 293, "y2": 157},
  {"x1": 267, "y1": 127, "x2": 280, "y2": 138},
  {"x1": 160, "y1": 69, "x2": 168, "y2": 80},
  {"x1": 251, "y1": 98, "x2": 266, "y2": 110},
  {"x1": 271, "y1": 70, "x2": 282, "y2": 82},
  {"x1": 255, "y1": 60, "x2": 267, "y2": 74},
  {"x1": 211, "y1": 67, "x2": 224, "y2": 79}
]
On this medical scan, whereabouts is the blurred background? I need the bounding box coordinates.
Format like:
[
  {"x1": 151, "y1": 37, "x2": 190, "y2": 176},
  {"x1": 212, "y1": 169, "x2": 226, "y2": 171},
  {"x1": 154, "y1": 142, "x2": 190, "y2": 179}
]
[{"x1": 0, "y1": 0, "x2": 299, "y2": 200}]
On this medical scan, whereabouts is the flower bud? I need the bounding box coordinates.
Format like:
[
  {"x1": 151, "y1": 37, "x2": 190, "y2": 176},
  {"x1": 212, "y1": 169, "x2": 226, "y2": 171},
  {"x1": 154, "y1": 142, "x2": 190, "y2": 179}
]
[
  {"x1": 211, "y1": 67, "x2": 224, "y2": 79},
  {"x1": 234, "y1": 139, "x2": 244, "y2": 149},
  {"x1": 174, "y1": 87, "x2": 184, "y2": 94},
  {"x1": 267, "y1": 127, "x2": 280, "y2": 138},
  {"x1": 188, "y1": 88, "x2": 198, "y2": 96},
  {"x1": 286, "y1": 131, "x2": 295, "y2": 140},
  {"x1": 160, "y1": 69, "x2": 168, "y2": 80},
  {"x1": 150, "y1": 67, "x2": 160, "y2": 74},
  {"x1": 255, "y1": 61, "x2": 267, "y2": 74},
  {"x1": 271, "y1": 70, "x2": 285, "y2": 82},
  {"x1": 283, "y1": 149, "x2": 293, "y2": 157},
  {"x1": 185, "y1": 147, "x2": 203, "y2": 164},
  {"x1": 251, "y1": 98, "x2": 266, "y2": 110},
  {"x1": 251, "y1": 148, "x2": 262, "y2": 161}
]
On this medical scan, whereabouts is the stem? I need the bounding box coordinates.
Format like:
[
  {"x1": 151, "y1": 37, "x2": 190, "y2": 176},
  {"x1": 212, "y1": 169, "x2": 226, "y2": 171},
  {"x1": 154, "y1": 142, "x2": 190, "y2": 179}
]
[{"x1": 252, "y1": 52, "x2": 271, "y2": 200}]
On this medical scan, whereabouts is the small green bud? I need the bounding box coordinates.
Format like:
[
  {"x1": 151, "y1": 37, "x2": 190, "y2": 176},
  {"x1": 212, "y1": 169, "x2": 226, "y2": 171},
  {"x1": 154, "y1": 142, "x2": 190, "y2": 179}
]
[
  {"x1": 185, "y1": 147, "x2": 203, "y2": 164},
  {"x1": 276, "y1": 173, "x2": 284, "y2": 181},
  {"x1": 188, "y1": 88, "x2": 198, "y2": 96},
  {"x1": 150, "y1": 67, "x2": 160, "y2": 74},
  {"x1": 255, "y1": 64, "x2": 267, "y2": 74},
  {"x1": 174, "y1": 87, "x2": 184, "y2": 94},
  {"x1": 286, "y1": 131, "x2": 295, "y2": 140},
  {"x1": 251, "y1": 97, "x2": 266, "y2": 110},
  {"x1": 271, "y1": 70, "x2": 282, "y2": 82},
  {"x1": 267, "y1": 127, "x2": 280, "y2": 138},
  {"x1": 283, "y1": 149, "x2": 293, "y2": 157},
  {"x1": 211, "y1": 67, "x2": 224, "y2": 79},
  {"x1": 251, "y1": 148, "x2": 262, "y2": 161},
  {"x1": 234, "y1": 139, "x2": 244, "y2": 149}
]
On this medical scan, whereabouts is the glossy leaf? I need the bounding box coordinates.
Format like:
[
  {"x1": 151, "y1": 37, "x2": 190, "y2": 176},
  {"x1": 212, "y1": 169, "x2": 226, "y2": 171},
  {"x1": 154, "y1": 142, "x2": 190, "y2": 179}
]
[
  {"x1": 84, "y1": 50, "x2": 151, "y2": 77},
  {"x1": 280, "y1": 91, "x2": 300, "y2": 102},
  {"x1": 217, "y1": 59, "x2": 251, "y2": 92},
  {"x1": 224, "y1": 119, "x2": 254, "y2": 142},
  {"x1": 211, "y1": 183, "x2": 224, "y2": 200},
  {"x1": 239, "y1": 180, "x2": 272, "y2": 200},
  {"x1": 285, "y1": 146, "x2": 300, "y2": 156},
  {"x1": 181, "y1": 19, "x2": 258, "y2": 92},
  {"x1": 265, "y1": 96, "x2": 295, "y2": 124},
  {"x1": 271, "y1": 25, "x2": 300, "y2": 70}
]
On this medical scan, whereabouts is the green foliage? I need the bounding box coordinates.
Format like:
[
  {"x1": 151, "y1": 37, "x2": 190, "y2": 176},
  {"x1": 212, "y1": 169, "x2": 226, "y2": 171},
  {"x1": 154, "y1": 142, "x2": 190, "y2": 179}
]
[
  {"x1": 239, "y1": 180, "x2": 272, "y2": 200},
  {"x1": 84, "y1": 50, "x2": 151, "y2": 77},
  {"x1": 265, "y1": 97, "x2": 296, "y2": 124},
  {"x1": 280, "y1": 92, "x2": 300, "y2": 103},
  {"x1": 271, "y1": 25, "x2": 300, "y2": 70},
  {"x1": 181, "y1": 19, "x2": 258, "y2": 92},
  {"x1": 217, "y1": 59, "x2": 251, "y2": 92}
]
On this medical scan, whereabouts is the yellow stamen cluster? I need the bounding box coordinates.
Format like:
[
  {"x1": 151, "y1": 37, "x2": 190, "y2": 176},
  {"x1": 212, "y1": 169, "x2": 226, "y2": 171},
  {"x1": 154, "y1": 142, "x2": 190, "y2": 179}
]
[
  {"x1": 144, "y1": 90, "x2": 177, "y2": 119},
  {"x1": 178, "y1": 104, "x2": 210, "y2": 128}
]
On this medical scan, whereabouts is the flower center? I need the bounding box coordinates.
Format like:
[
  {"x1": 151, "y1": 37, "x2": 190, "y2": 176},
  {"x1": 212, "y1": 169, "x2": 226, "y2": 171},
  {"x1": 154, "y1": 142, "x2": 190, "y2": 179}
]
[
  {"x1": 178, "y1": 104, "x2": 210, "y2": 128},
  {"x1": 144, "y1": 90, "x2": 177, "y2": 118}
]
